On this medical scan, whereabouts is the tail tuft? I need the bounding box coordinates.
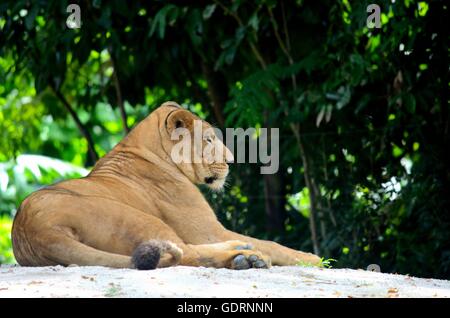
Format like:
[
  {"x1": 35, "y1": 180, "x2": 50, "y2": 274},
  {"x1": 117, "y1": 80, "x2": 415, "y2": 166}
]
[
  {"x1": 131, "y1": 240, "x2": 183, "y2": 270},
  {"x1": 131, "y1": 240, "x2": 162, "y2": 270}
]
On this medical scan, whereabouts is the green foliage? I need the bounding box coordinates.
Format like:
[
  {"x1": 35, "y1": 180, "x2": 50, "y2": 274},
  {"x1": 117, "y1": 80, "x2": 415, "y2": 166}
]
[
  {"x1": 0, "y1": 155, "x2": 88, "y2": 217},
  {"x1": 0, "y1": 0, "x2": 448, "y2": 278},
  {"x1": 0, "y1": 56, "x2": 44, "y2": 161},
  {"x1": 0, "y1": 215, "x2": 14, "y2": 264}
]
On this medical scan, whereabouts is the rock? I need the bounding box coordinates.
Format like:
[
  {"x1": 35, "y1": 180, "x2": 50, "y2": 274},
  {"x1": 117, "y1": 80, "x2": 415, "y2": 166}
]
[{"x1": 0, "y1": 265, "x2": 449, "y2": 298}]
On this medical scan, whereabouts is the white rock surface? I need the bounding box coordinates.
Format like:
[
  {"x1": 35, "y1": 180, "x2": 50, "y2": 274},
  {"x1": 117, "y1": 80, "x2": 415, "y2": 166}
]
[{"x1": 1, "y1": 265, "x2": 449, "y2": 298}]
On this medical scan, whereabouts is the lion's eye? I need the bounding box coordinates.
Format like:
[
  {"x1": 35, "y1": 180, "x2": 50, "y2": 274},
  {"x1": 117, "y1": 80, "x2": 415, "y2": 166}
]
[{"x1": 206, "y1": 137, "x2": 212, "y2": 143}]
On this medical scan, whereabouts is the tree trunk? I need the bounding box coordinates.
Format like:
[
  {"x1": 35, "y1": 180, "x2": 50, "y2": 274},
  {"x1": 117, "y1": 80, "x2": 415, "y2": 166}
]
[
  {"x1": 201, "y1": 62, "x2": 227, "y2": 129},
  {"x1": 263, "y1": 172, "x2": 286, "y2": 232},
  {"x1": 108, "y1": 49, "x2": 130, "y2": 134},
  {"x1": 262, "y1": 110, "x2": 286, "y2": 233}
]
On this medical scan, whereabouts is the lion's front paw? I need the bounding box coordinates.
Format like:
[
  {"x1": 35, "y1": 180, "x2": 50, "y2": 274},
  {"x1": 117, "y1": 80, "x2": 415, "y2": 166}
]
[{"x1": 231, "y1": 250, "x2": 271, "y2": 270}]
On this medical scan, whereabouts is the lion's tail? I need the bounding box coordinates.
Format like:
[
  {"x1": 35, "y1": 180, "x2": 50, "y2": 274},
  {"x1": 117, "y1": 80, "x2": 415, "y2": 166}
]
[{"x1": 131, "y1": 240, "x2": 183, "y2": 270}]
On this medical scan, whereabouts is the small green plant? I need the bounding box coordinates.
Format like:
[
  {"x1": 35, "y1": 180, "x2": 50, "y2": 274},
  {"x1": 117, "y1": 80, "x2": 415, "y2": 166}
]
[
  {"x1": 296, "y1": 257, "x2": 337, "y2": 268},
  {"x1": 319, "y1": 258, "x2": 337, "y2": 269}
]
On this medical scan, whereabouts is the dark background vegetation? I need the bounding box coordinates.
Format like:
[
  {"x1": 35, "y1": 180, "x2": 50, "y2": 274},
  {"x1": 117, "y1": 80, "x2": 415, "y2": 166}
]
[{"x1": 0, "y1": 0, "x2": 448, "y2": 278}]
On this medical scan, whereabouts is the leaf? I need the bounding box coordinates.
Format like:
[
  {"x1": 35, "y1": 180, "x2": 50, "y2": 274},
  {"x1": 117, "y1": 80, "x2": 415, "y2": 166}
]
[
  {"x1": 203, "y1": 4, "x2": 216, "y2": 19},
  {"x1": 231, "y1": 0, "x2": 241, "y2": 12},
  {"x1": 215, "y1": 27, "x2": 246, "y2": 68},
  {"x1": 316, "y1": 107, "x2": 325, "y2": 127},
  {"x1": 325, "y1": 104, "x2": 332, "y2": 123},
  {"x1": 157, "y1": 15, "x2": 166, "y2": 39},
  {"x1": 296, "y1": 51, "x2": 324, "y2": 74},
  {"x1": 149, "y1": 5, "x2": 178, "y2": 39},
  {"x1": 248, "y1": 12, "x2": 259, "y2": 31},
  {"x1": 187, "y1": 9, "x2": 203, "y2": 47},
  {"x1": 336, "y1": 86, "x2": 351, "y2": 109},
  {"x1": 235, "y1": 26, "x2": 246, "y2": 42},
  {"x1": 224, "y1": 48, "x2": 237, "y2": 65},
  {"x1": 220, "y1": 39, "x2": 234, "y2": 49}
]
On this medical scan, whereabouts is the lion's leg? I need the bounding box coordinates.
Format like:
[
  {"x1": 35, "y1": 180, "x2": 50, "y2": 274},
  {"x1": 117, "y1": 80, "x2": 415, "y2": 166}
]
[
  {"x1": 33, "y1": 229, "x2": 133, "y2": 268},
  {"x1": 221, "y1": 230, "x2": 321, "y2": 266},
  {"x1": 164, "y1": 209, "x2": 319, "y2": 267}
]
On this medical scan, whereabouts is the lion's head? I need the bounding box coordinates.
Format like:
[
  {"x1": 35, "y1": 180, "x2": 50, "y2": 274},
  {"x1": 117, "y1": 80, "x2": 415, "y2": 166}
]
[{"x1": 147, "y1": 102, "x2": 234, "y2": 190}]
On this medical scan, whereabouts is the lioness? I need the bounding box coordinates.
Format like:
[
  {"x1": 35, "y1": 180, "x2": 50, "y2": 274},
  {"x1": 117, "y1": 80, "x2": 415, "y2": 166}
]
[{"x1": 12, "y1": 102, "x2": 320, "y2": 270}]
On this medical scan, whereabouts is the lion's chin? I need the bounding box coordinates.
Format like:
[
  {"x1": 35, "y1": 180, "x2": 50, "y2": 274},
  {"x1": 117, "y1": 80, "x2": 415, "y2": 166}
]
[{"x1": 205, "y1": 176, "x2": 226, "y2": 191}]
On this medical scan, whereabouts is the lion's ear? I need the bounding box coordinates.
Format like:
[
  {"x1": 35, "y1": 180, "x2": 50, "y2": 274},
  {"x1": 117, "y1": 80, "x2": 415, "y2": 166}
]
[{"x1": 165, "y1": 109, "x2": 194, "y2": 135}]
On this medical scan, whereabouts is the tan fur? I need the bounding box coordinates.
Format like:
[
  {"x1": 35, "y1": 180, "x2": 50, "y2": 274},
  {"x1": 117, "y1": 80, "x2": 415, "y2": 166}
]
[{"x1": 12, "y1": 102, "x2": 321, "y2": 269}]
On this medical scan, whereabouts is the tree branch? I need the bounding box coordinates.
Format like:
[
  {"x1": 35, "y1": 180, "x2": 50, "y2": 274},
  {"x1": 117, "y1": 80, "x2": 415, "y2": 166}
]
[
  {"x1": 214, "y1": 0, "x2": 267, "y2": 69},
  {"x1": 52, "y1": 88, "x2": 99, "y2": 165},
  {"x1": 267, "y1": 6, "x2": 297, "y2": 90},
  {"x1": 280, "y1": 1, "x2": 291, "y2": 53}
]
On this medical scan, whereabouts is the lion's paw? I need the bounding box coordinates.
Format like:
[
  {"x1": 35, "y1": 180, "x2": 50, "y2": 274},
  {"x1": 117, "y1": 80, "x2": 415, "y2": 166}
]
[{"x1": 231, "y1": 251, "x2": 271, "y2": 270}]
